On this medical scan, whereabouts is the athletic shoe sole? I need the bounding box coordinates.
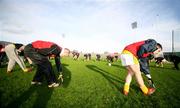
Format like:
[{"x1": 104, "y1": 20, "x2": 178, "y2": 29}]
[{"x1": 48, "y1": 83, "x2": 59, "y2": 88}]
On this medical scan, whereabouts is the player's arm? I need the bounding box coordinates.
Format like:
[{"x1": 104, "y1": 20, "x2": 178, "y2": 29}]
[
  {"x1": 139, "y1": 58, "x2": 155, "y2": 88},
  {"x1": 55, "y1": 55, "x2": 64, "y2": 82},
  {"x1": 55, "y1": 55, "x2": 62, "y2": 73}
]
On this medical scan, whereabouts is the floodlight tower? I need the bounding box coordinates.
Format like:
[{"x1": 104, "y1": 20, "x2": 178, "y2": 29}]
[
  {"x1": 172, "y1": 28, "x2": 180, "y2": 53},
  {"x1": 172, "y1": 30, "x2": 174, "y2": 53}
]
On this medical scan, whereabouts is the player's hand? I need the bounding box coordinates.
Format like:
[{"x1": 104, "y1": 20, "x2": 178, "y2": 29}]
[{"x1": 58, "y1": 73, "x2": 63, "y2": 83}]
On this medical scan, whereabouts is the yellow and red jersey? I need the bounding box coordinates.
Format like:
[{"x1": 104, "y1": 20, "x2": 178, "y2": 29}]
[{"x1": 123, "y1": 39, "x2": 157, "y2": 59}]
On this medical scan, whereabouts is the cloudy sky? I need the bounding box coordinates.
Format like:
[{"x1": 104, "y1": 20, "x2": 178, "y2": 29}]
[{"x1": 0, "y1": 0, "x2": 180, "y2": 53}]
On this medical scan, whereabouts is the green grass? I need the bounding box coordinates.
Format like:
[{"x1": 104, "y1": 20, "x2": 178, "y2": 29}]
[{"x1": 0, "y1": 57, "x2": 180, "y2": 108}]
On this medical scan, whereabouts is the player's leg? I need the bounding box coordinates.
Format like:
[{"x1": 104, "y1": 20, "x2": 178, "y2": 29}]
[
  {"x1": 5, "y1": 44, "x2": 16, "y2": 73},
  {"x1": 7, "y1": 59, "x2": 15, "y2": 73},
  {"x1": 6, "y1": 44, "x2": 28, "y2": 72},
  {"x1": 120, "y1": 52, "x2": 134, "y2": 95},
  {"x1": 31, "y1": 63, "x2": 43, "y2": 85},
  {"x1": 123, "y1": 67, "x2": 134, "y2": 95},
  {"x1": 129, "y1": 64, "x2": 155, "y2": 95}
]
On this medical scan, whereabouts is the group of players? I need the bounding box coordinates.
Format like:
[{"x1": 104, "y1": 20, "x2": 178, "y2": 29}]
[
  {"x1": 0, "y1": 40, "x2": 63, "y2": 87},
  {"x1": 0, "y1": 39, "x2": 178, "y2": 95}
]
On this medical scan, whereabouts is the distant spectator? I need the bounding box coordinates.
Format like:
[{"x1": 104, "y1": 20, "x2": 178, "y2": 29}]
[
  {"x1": 114, "y1": 53, "x2": 119, "y2": 61},
  {"x1": 72, "y1": 50, "x2": 80, "y2": 60},
  {"x1": 88, "y1": 53, "x2": 91, "y2": 60},
  {"x1": 96, "y1": 54, "x2": 101, "y2": 61},
  {"x1": 170, "y1": 55, "x2": 180, "y2": 70},
  {"x1": 106, "y1": 54, "x2": 114, "y2": 66},
  {"x1": 84, "y1": 53, "x2": 91, "y2": 61},
  {"x1": 115, "y1": 55, "x2": 118, "y2": 61},
  {"x1": 84, "y1": 53, "x2": 88, "y2": 60},
  {"x1": 63, "y1": 48, "x2": 71, "y2": 57},
  {"x1": 154, "y1": 51, "x2": 164, "y2": 67}
]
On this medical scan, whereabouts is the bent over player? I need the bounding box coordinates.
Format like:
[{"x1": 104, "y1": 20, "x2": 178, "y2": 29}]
[
  {"x1": 120, "y1": 39, "x2": 162, "y2": 95},
  {"x1": 24, "y1": 40, "x2": 63, "y2": 88}
]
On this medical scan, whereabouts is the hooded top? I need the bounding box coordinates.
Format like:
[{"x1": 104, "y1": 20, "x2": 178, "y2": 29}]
[
  {"x1": 124, "y1": 39, "x2": 157, "y2": 58},
  {"x1": 31, "y1": 40, "x2": 62, "y2": 72},
  {"x1": 32, "y1": 40, "x2": 62, "y2": 56}
]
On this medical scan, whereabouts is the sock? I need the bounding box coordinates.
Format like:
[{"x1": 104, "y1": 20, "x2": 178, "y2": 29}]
[
  {"x1": 140, "y1": 85, "x2": 148, "y2": 94},
  {"x1": 124, "y1": 83, "x2": 130, "y2": 93},
  {"x1": 23, "y1": 68, "x2": 28, "y2": 72}
]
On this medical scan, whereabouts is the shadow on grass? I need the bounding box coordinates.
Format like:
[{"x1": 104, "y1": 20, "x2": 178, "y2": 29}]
[
  {"x1": 61, "y1": 63, "x2": 71, "y2": 88},
  {"x1": 0, "y1": 64, "x2": 7, "y2": 68},
  {"x1": 5, "y1": 63, "x2": 71, "y2": 108},
  {"x1": 6, "y1": 85, "x2": 53, "y2": 108},
  {"x1": 86, "y1": 65, "x2": 124, "y2": 91},
  {"x1": 149, "y1": 65, "x2": 180, "y2": 71},
  {"x1": 53, "y1": 63, "x2": 71, "y2": 88},
  {"x1": 0, "y1": 89, "x2": 2, "y2": 108},
  {"x1": 111, "y1": 64, "x2": 124, "y2": 69}
]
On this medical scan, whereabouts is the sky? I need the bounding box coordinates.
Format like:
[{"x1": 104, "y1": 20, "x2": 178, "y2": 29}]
[{"x1": 0, "y1": 0, "x2": 180, "y2": 53}]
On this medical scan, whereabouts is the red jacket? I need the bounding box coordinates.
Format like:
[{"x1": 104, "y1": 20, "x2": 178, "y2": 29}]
[
  {"x1": 124, "y1": 41, "x2": 145, "y2": 58},
  {"x1": 32, "y1": 40, "x2": 62, "y2": 56},
  {"x1": 32, "y1": 40, "x2": 55, "y2": 49},
  {"x1": 124, "y1": 39, "x2": 156, "y2": 58}
]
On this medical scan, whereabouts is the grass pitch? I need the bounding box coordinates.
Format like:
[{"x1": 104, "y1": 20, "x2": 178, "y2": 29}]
[{"x1": 0, "y1": 57, "x2": 180, "y2": 108}]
